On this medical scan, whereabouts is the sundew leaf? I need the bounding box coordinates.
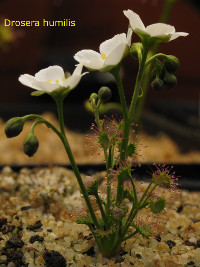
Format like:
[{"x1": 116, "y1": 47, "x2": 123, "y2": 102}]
[
  {"x1": 149, "y1": 197, "x2": 166, "y2": 214},
  {"x1": 126, "y1": 142, "x2": 137, "y2": 157},
  {"x1": 87, "y1": 179, "x2": 98, "y2": 196},
  {"x1": 76, "y1": 217, "x2": 93, "y2": 226},
  {"x1": 133, "y1": 222, "x2": 152, "y2": 239}
]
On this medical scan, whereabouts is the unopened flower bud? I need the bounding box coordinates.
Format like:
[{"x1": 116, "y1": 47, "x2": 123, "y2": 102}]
[
  {"x1": 151, "y1": 78, "x2": 164, "y2": 91},
  {"x1": 24, "y1": 133, "x2": 39, "y2": 157},
  {"x1": 151, "y1": 61, "x2": 164, "y2": 80},
  {"x1": 98, "y1": 87, "x2": 112, "y2": 103},
  {"x1": 163, "y1": 72, "x2": 177, "y2": 89},
  {"x1": 89, "y1": 93, "x2": 98, "y2": 106},
  {"x1": 164, "y1": 56, "x2": 179, "y2": 73},
  {"x1": 130, "y1": 42, "x2": 143, "y2": 59},
  {"x1": 5, "y1": 117, "x2": 25, "y2": 138}
]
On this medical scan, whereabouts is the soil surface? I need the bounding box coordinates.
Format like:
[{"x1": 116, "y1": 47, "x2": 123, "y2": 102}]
[{"x1": 0, "y1": 166, "x2": 200, "y2": 266}]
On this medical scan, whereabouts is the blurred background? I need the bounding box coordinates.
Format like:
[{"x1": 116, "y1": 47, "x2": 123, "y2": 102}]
[{"x1": 0, "y1": 0, "x2": 199, "y2": 164}]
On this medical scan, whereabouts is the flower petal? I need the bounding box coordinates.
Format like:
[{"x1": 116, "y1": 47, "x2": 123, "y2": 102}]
[
  {"x1": 74, "y1": 49, "x2": 103, "y2": 70},
  {"x1": 62, "y1": 64, "x2": 88, "y2": 89},
  {"x1": 35, "y1": 66, "x2": 65, "y2": 82},
  {"x1": 19, "y1": 74, "x2": 41, "y2": 90},
  {"x1": 126, "y1": 27, "x2": 132, "y2": 47},
  {"x1": 99, "y1": 33, "x2": 126, "y2": 56},
  {"x1": 123, "y1": 10, "x2": 145, "y2": 31},
  {"x1": 145, "y1": 23, "x2": 175, "y2": 37},
  {"x1": 169, "y1": 32, "x2": 189, "y2": 41},
  {"x1": 62, "y1": 75, "x2": 82, "y2": 90},
  {"x1": 31, "y1": 80, "x2": 60, "y2": 92},
  {"x1": 104, "y1": 42, "x2": 126, "y2": 66},
  {"x1": 72, "y1": 63, "x2": 83, "y2": 75}
]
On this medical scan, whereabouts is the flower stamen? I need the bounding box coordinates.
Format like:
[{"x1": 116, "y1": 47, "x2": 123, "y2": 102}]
[{"x1": 101, "y1": 53, "x2": 106, "y2": 60}]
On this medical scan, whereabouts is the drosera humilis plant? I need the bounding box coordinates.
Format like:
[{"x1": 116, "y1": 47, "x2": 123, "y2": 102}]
[{"x1": 5, "y1": 9, "x2": 188, "y2": 257}]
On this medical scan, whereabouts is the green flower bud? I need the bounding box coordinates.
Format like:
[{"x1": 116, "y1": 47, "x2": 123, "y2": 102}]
[
  {"x1": 151, "y1": 78, "x2": 164, "y2": 91},
  {"x1": 164, "y1": 56, "x2": 179, "y2": 73},
  {"x1": 89, "y1": 93, "x2": 98, "y2": 107},
  {"x1": 151, "y1": 60, "x2": 164, "y2": 80},
  {"x1": 24, "y1": 133, "x2": 39, "y2": 157},
  {"x1": 130, "y1": 42, "x2": 143, "y2": 59},
  {"x1": 163, "y1": 72, "x2": 177, "y2": 89},
  {"x1": 98, "y1": 86, "x2": 112, "y2": 103},
  {"x1": 5, "y1": 117, "x2": 25, "y2": 138}
]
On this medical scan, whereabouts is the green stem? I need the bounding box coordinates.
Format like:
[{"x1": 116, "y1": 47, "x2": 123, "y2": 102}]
[
  {"x1": 122, "y1": 181, "x2": 153, "y2": 238},
  {"x1": 145, "y1": 53, "x2": 168, "y2": 68},
  {"x1": 134, "y1": 0, "x2": 177, "y2": 123},
  {"x1": 129, "y1": 176, "x2": 138, "y2": 206},
  {"x1": 122, "y1": 208, "x2": 138, "y2": 238},
  {"x1": 140, "y1": 184, "x2": 157, "y2": 208},
  {"x1": 95, "y1": 193, "x2": 108, "y2": 228},
  {"x1": 137, "y1": 182, "x2": 153, "y2": 207},
  {"x1": 26, "y1": 113, "x2": 100, "y2": 229},
  {"x1": 55, "y1": 97, "x2": 100, "y2": 229},
  {"x1": 94, "y1": 103, "x2": 109, "y2": 165},
  {"x1": 122, "y1": 229, "x2": 139, "y2": 242},
  {"x1": 160, "y1": 0, "x2": 178, "y2": 23},
  {"x1": 111, "y1": 67, "x2": 130, "y2": 167},
  {"x1": 23, "y1": 114, "x2": 66, "y2": 141},
  {"x1": 111, "y1": 66, "x2": 128, "y2": 122},
  {"x1": 93, "y1": 102, "x2": 111, "y2": 220},
  {"x1": 89, "y1": 228, "x2": 103, "y2": 251},
  {"x1": 94, "y1": 100, "x2": 102, "y2": 129},
  {"x1": 111, "y1": 48, "x2": 149, "y2": 206},
  {"x1": 121, "y1": 46, "x2": 150, "y2": 163},
  {"x1": 128, "y1": 46, "x2": 149, "y2": 121},
  {"x1": 112, "y1": 154, "x2": 120, "y2": 168},
  {"x1": 106, "y1": 147, "x2": 112, "y2": 217},
  {"x1": 29, "y1": 119, "x2": 43, "y2": 133}
]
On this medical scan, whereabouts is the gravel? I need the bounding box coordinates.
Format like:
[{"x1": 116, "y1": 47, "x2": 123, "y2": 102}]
[{"x1": 0, "y1": 166, "x2": 200, "y2": 266}]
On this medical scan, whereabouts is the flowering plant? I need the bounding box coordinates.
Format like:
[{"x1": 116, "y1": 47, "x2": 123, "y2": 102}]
[{"x1": 5, "y1": 10, "x2": 188, "y2": 257}]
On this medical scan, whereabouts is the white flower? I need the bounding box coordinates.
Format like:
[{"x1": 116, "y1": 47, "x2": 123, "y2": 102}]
[
  {"x1": 19, "y1": 64, "x2": 87, "y2": 93},
  {"x1": 124, "y1": 9, "x2": 188, "y2": 42},
  {"x1": 74, "y1": 29, "x2": 132, "y2": 71}
]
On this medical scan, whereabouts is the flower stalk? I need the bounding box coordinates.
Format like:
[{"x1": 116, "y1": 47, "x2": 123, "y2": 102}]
[{"x1": 55, "y1": 96, "x2": 100, "y2": 229}]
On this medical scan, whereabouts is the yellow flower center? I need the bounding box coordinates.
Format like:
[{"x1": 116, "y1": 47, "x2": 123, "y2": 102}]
[
  {"x1": 101, "y1": 53, "x2": 106, "y2": 60},
  {"x1": 46, "y1": 79, "x2": 51, "y2": 82},
  {"x1": 62, "y1": 76, "x2": 66, "y2": 81},
  {"x1": 55, "y1": 79, "x2": 59, "y2": 83}
]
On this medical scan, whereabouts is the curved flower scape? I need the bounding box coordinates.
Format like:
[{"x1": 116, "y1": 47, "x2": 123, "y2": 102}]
[
  {"x1": 74, "y1": 29, "x2": 132, "y2": 71},
  {"x1": 124, "y1": 9, "x2": 188, "y2": 43},
  {"x1": 19, "y1": 64, "x2": 87, "y2": 94}
]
